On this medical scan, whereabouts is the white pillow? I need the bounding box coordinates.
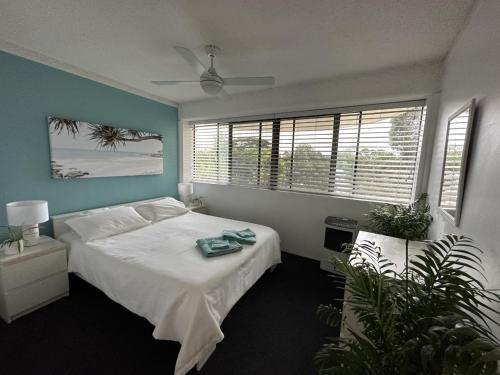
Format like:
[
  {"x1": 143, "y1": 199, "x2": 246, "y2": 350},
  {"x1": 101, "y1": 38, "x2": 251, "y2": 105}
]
[
  {"x1": 134, "y1": 198, "x2": 188, "y2": 222},
  {"x1": 76, "y1": 207, "x2": 110, "y2": 217},
  {"x1": 65, "y1": 206, "x2": 150, "y2": 242}
]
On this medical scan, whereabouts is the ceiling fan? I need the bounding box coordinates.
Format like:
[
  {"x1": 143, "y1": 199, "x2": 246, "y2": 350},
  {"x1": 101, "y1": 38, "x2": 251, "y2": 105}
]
[{"x1": 152, "y1": 45, "x2": 275, "y2": 97}]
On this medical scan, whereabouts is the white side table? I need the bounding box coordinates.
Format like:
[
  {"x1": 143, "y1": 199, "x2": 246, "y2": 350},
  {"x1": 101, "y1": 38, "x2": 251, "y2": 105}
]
[
  {"x1": 339, "y1": 231, "x2": 425, "y2": 338},
  {"x1": 0, "y1": 236, "x2": 69, "y2": 323}
]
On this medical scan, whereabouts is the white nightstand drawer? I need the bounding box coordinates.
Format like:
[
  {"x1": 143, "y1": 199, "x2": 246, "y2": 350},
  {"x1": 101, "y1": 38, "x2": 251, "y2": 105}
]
[
  {"x1": 4, "y1": 272, "x2": 69, "y2": 318},
  {"x1": 0, "y1": 250, "x2": 67, "y2": 291}
]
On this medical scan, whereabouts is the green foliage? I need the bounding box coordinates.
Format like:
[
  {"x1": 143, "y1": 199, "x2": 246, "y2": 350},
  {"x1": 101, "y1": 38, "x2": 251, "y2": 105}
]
[
  {"x1": 368, "y1": 193, "x2": 433, "y2": 241},
  {"x1": 389, "y1": 111, "x2": 422, "y2": 157},
  {"x1": 280, "y1": 144, "x2": 330, "y2": 190},
  {"x1": 231, "y1": 137, "x2": 272, "y2": 185},
  {"x1": 193, "y1": 111, "x2": 425, "y2": 203},
  {"x1": 0, "y1": 226, "x2": 24, "y2": 247},
  {"x1": 315, "y1": 235, "x2": 500, "y2": 375},
  {"x1": 194, "y1": 135, "x2": 413, "y2": 197}
]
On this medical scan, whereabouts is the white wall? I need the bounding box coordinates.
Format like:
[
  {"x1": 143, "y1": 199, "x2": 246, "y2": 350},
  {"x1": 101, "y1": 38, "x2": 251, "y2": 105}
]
[
  {"x1": 180, "y1": 62, "x2": 442, "y2": 122},
  {"x1": 179, "y1": 62, "x2": 442, "y2": 260},
  {"x1": 427, "y1": 0, "x2": 500, "y2": 336},
  {"x1": 195, "y1": 184, "x2": 379, "y2": 260}
]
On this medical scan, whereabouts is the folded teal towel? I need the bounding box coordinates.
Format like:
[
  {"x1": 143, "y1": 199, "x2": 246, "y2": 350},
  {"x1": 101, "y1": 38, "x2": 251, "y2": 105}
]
[
  {"x1": 211, "y1": 239, "x2": 230, "y2": 250},
  {"x1": 236, "y1": 229, "x2": 255, "y2": 238},
  {"x1": 222, "y1": 229, "x2": 257, "y2": 244},
  {"x1": 196, "y1": 237, "x2": 242, "y2": 257}
]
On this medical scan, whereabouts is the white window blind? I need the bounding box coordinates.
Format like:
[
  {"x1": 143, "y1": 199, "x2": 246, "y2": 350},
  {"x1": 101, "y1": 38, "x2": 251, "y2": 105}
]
[
  {"x1": 191, "y1": 101, "x2": 426, "y2": 204},
  {"x1": 439, "y1": 107, "x2": 470, "y2": 210},
  {"x1": 229, "y1": 121, "x2": 274, "y2": 187},
  {"x1": 192, "y1": 123, "x2": 229, "y2": 184}
]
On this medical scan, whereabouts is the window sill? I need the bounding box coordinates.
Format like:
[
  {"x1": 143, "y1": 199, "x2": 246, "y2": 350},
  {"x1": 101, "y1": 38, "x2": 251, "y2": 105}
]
[{"x1": 191, "y1": 181, "x2": 412, "y2": 206}]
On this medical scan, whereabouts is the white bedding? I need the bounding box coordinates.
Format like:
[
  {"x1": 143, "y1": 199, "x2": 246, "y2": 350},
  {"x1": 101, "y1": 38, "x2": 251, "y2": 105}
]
[{"x1": 59, "y1": 212, "x2": 281, "y2": 375}]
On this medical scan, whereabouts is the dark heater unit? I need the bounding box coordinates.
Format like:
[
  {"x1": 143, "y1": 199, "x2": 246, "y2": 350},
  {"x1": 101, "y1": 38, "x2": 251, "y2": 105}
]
[{"x1": 320, "y1": 216, "x2": 358, "y2": 273}]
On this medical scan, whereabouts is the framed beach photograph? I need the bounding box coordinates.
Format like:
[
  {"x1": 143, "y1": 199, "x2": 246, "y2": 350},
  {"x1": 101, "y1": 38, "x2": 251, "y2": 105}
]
[{"x1": 48, "y1": 116, "x2": 164, "y2": 179}]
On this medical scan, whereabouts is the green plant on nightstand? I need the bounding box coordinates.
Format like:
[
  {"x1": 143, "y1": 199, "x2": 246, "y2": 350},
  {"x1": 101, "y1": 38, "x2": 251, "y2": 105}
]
[
  {"x1": 367, "y1": 193, "x2": 433, "y2": 241},
  {"x1": 1, "y1": 226, "x2": 25, "y2": 254}
]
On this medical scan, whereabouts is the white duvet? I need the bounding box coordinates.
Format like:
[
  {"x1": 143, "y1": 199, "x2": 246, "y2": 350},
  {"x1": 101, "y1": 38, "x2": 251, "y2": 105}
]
[{"x1": 60, "y1": 212, "x2": 281, "y2": 375}]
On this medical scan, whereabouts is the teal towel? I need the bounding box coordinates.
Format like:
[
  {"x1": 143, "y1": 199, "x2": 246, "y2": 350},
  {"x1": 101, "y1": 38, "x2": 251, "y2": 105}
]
[
  {"x1": 222, "y1": 229, "x2": 257, "y2": 244},
  {"x1": 196, "y1": 237, "x2": 242, "y2": 257},
  {"x1": 235, "y1": 228, "x2": 255, "y2": 238},
  {"x1": 211, "y1": 239, "x2": 230, "y2": 250}
]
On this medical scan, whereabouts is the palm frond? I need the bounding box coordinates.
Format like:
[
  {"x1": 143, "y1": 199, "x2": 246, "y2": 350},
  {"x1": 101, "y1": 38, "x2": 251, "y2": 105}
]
[
  {"x1": 49, "y1": 117, "x2": 79, "y2": 137},
  {"x1": 315, "y1": 235, "x2": 500, "y2": 374},
  {"x1": 87, "y1": 124, "x2": 127, "y2": 150}
]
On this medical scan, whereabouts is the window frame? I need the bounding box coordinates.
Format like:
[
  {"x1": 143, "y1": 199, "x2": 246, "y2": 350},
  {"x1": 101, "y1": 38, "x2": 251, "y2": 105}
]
[{"x1": 189, "y1": 99, "x2": 428, "y2": 204}]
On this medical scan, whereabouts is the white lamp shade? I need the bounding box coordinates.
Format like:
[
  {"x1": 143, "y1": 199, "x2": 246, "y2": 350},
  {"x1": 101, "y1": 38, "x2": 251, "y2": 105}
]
[
  {"x1": 6, "y1": 200, "x2": 49, "y2": 226},
  {"x1": 178, "y1": 183, "x2": 194, "y2": 197}
]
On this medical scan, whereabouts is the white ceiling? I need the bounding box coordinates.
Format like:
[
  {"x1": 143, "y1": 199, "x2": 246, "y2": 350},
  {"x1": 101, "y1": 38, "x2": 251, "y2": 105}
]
[{"x1": 0, "y1": 0, "x2": 475, "y2": 105}]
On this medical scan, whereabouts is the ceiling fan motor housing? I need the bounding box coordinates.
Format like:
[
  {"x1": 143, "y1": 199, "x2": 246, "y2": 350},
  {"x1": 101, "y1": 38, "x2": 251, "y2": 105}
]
[{"x1": 200, "y1": 68, "x2": 224, "y2": 95}]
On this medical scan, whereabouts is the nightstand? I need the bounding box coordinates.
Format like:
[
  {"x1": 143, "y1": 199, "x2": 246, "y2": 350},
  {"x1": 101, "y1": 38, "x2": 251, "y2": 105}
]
[
  {"x1": 187, "y1": 203, "x2": 209, "y2": 214},
  {"x1": 0, "y1": 236, "x2": 69, "y2": 323}
]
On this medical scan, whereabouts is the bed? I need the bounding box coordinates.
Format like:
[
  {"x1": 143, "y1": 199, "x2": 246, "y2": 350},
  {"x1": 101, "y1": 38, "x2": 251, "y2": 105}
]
[{"x1": 52, "y1": 197, "x2": 281, "y2": 375}]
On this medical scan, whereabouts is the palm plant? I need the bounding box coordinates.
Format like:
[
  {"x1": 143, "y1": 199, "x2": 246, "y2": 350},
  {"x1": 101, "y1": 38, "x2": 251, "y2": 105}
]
[
  {"x1": 315, "y1": 235, "x2": 500, "y2": 374},
  {"x1": 368, "y1": 193, "x2": 433, "y2": 304}
]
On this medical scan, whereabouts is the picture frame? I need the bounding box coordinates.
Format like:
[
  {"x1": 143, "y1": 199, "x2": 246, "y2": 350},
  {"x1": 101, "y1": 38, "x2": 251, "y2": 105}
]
[{"x1": 47, "y1": 116, "x2": 164, "y2": 179}]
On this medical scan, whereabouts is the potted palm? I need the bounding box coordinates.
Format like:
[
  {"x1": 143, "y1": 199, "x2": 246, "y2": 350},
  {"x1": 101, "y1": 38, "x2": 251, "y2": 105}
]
[
  {"x1": 367, "y1": 193, "x2": 433, "y2": 301},
  {"x1": 315, "y1": 235, "x2": 500, "y2": 374},
  {"x1": 1, "y1": 226, "x2": 25, "y2": 255}
]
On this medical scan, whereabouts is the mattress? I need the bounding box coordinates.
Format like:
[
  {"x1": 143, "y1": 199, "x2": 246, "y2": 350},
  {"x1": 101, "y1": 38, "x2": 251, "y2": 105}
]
[{"x1": 58, "y1": 211, "x2": 281, "y2": 375}]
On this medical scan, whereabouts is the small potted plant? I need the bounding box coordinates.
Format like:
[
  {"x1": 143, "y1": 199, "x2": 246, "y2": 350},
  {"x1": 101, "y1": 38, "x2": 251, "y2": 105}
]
[
  {"x1": 367, "y1": 193, "x2": 433, "y2": 242},
  {"x1": 1, "y1": 226, "x2": 25, "y2": 255}
]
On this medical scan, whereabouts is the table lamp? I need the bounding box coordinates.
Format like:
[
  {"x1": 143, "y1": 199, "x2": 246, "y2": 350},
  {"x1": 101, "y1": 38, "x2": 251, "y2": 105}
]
[
  {"x1": 178, "y1": 183, "x2": 194, "y2": 205},
  {"x1": 6, "y1": 200, "x2": 49, "y2": 246}
]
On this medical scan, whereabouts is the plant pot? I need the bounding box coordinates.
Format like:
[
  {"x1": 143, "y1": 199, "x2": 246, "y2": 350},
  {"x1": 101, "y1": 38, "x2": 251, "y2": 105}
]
[
  {"x1": 17, "y1": 239, "x2": 24, "y2": 253},
  {"x1": 1, "y1": 240, "x2": 24, "y2": 255}
]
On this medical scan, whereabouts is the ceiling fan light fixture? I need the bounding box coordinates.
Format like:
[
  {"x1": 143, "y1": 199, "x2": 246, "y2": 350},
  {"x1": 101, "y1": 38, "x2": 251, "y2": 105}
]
[
  {"x1": 200, "y1": 70, "x2": 224, "y2": 95},
  {"x1": 201, "y1": 82, "x2": 222, "y2": 95}
]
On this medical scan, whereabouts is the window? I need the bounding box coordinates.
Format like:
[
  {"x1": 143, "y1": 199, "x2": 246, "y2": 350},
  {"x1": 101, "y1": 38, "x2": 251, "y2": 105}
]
[
  {"x1": 192, "y1": 123, "x2": 229, "y2": 184},
  {"x1": 229, "y1": 121, "x2": 274, "y2": 187},
  {"x1": 191, "y1": 101, "x2": 426, "y2": 204}
]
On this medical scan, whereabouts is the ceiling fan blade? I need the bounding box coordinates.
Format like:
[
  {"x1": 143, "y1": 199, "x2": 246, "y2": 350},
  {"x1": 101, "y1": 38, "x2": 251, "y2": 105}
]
[
  {"x1": 223, "y1": 77, "x2": 275, "y2": 86},
  {"x1": 174, "y1": 46, "x2": 207, "y2": 76},
  {"x1": 151, "y1": 80, "x2": 199, "y2": 86},
  {"x1": 218, "y1": 88, "x2": 231, "y2": 100}
]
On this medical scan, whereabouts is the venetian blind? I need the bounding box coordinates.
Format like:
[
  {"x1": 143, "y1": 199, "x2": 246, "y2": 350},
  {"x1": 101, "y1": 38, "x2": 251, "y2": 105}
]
[{"x1": 191, "y1": 101, "x2": 426, "y2": 204}]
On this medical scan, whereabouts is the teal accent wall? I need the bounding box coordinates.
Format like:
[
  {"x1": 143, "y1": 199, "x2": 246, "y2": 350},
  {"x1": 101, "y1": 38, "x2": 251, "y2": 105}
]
[{"x1": 0, "y1": 51, "x2": 178, "y2": 232}]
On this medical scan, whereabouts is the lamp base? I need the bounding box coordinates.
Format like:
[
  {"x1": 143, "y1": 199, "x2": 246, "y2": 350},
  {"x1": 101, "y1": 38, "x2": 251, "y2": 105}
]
[
  {"x1": 23, "y1": 225, "x2": 40, "y2": 247},
  {"x1": 179, "y1": 193, "x2": 193, "y2": 205}
]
